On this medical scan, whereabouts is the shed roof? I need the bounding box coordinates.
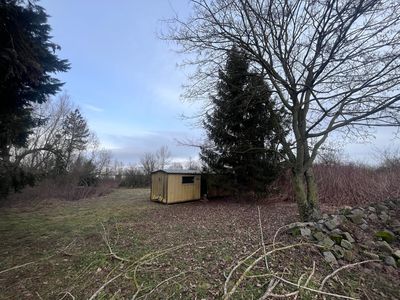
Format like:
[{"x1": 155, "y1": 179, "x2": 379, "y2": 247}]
[{"x1": 152, "y1": 169, "x2": 202, "y2": 175}]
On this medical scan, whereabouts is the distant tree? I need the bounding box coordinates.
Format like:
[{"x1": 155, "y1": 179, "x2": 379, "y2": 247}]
[
  {"x1": 200, "y1": 47, "x2": 287, "y2": 193},
  {"x1": 140, "y1": 153, "x2": 157, "y2": 175},
  {"x1": 185, "y1": 157, "x2": 200, "y2": 170},
  {"x1": 156, "y1": 145, "x2": 171, "y2": 169},
  {"x1": 317, "y1": 142, "x2": 345, "y2": 166},
  {"x1": 16, "y1": 93, "x2": 72, "y2": 174},
  {"x1": 170, "y1": 161, "x2": 184, "y2": 170},
  {"x1": 61, "y1": 109, "x2": 90, "y2": 171},
  {"x1": 0, "y1": 0, "x2": 69, "y2": 197}
]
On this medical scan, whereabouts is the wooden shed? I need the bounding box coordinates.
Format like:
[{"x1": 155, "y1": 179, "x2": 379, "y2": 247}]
[{"x1": 150, "y1": 169, "x2": 202, "y2": 204}]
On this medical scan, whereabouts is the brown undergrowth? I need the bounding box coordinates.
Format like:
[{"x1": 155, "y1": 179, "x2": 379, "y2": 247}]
[{"x1": 269, "y1": 163, "x2": 400, "y2": 208}]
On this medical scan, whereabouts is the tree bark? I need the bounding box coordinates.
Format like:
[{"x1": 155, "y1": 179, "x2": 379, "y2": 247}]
[{"x1": 292, "y1": 168, "x2": 320, "y2": 221}]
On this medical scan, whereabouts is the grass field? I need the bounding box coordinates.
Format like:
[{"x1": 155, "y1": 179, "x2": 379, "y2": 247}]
[{"x1": 0, "y1": 188, "x2": 398, "y2": 299}]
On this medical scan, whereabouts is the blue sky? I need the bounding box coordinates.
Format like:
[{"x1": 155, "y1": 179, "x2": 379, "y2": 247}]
[
  {"x1": 40, "y1": 0, "x2": 398, "y2": 165},
  {"x1": 41, "y1": 0, "x2": 202, "y2": 164}
]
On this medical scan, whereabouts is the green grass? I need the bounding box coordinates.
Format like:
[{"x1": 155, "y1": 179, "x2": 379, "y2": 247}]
[{"x1": 0, "y1": 188, "x2": 398, "y2": 299}]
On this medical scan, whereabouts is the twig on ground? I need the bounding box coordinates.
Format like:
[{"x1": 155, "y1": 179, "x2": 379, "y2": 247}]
[
  {"x1": 0, "y1": 239, "x2": 77, "y2": 275},
  {"x1": 128, "y1": 239, "x2": 223, "y2": 291},
  {"x1": 88, "y1": 273, "x2": 123, "y2": 300},
  {"x1": 101, "y1": 222, "x2": 129, "y2": 262},
  {"x1": 58, "y1": 291, "x2": 76, "y2": 300},
  {"x1": 264, "y1": 291, "x2": 299, "y2": 298},
  {"x1": 224, "y1": 247, "x2": 261, "y2": 295},
  {"x1": 137, "y1": 272, "x2": 187, "y2": 300},
  {"x1": 319, "y1": 260, "x2": 379, "y2": 291},
  {"x1": 61, "y1": 238, "x2": 78, "y2": 257},
  {"x1": 304, "y1": 261, "x2": 316, "y2": 288},
  {"x1": 131, "y1": 284, "x2": 143, "y2": 300},
  {"x1": 224, "y1": 243, "x2": 318, "y2": 300},
  {"x1": 257, "y1": 206, "x2": 269, "y2": 271},
  {"x1": 271, "y1": 274, "x2": 357, "y2": 300},
  {"x1": 0, "y1": 261, "x2": 37, "y2": 275},
  {"x1": 259, "y1": 279, "x2": 281, "y2": 299}
]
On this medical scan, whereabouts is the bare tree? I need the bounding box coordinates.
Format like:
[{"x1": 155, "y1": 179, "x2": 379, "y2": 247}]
[
  {"x1": 317, "y1": 142, "x2": 345, "y2": 166},
  {"x1": 140, "y1": 152, "x2": 158, "y2": 175},
  {"x1": 15, "y1": 93, "x2": 73, "y2": 172},
  {"x1": 166, "y1": 0, "x2": 400, "y2": 220},
  {"x1": 156, "y1": 145, "x2": 171, "y2": 169},
  {"x1": 185, "y1": 156, "x2": 201, "y2": 170},
  {"x1": 170, "y1": 161, "x2": 184, "y2": 170}
]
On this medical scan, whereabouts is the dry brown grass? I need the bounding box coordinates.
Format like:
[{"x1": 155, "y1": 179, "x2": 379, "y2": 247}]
[{"x1": 270, "y1": 163, "x2": 400, "y2": 207}]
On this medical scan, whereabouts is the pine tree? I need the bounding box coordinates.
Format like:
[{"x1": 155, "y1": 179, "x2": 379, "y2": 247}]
[
  {"x1": 200, "y1": 46, "x2": 287, "y2": 193},
  {"x1": 61, "y1": 109, "x2": 90, "y2": 171},
  {"x1": 0, "y1": 1, "x2": 69, "y2": 196}
]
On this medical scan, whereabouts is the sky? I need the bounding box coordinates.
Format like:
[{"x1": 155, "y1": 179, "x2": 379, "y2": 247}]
[
  {"x1": 40, "y1": 0, "x2": 202, "y2": 164},
  {"x1": 40, "y1": 0, "x2": 398, "y2": 166}
]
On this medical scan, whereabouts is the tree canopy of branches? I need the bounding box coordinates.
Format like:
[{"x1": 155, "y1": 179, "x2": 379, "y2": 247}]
[
  {"x1": 0, "y1": 0, "x2": 69, "y2": 197},
  {"x1": 166, "y1": 0, "x2": 400, "y2": 220},
  {"x1": 200, "y1": 46, "x2": 287, "y2": 193},
  {"x1": 140, "y1": 152, "x2": 158, "y2": 175}
]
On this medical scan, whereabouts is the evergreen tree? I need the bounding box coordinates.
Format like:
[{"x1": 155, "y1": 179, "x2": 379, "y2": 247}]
[
  {"x1": 0, "y1": 0, "x2": 69, "y2": 196},
  {"x1": 61, "y1": 109, "x2": 90, "y2": 171},
  {"x1": 200, "y1": 47, "x2": 287, "y2": 193}
]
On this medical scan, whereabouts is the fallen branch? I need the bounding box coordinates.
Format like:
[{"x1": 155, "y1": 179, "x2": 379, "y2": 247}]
[
  {"x1": 319, "y1": 260, "x2": 379, "y2": 291},
  {"x1": 224, "y1": 247, "x2": 261, "y2": 295},
  {"x1": 101, "y1": 223, "x2": 129, "y2": 262},
  {"x1": 224, "y1": 243, "x2": 318, "y2": 300},
  {"x1": 137, "y1": 271, "x2": 187, "y2": 300},
  {"x1": 0, "y1": 239, "x2": 76, "y2": 275},
  {"x1": 0, "y1": 261, "x2": 37, "y2": 275},
  {"x1": 131, "y1": 283, "x2": 143, "y2": 300},
  {"x1": 58, "y1": 291, "x2": 76, "y2": 300},
  {"x1": 272, "y1": 274, "x2": 357, "y2": 300},
  {"x1": 259, "y1": 279, "x2": 281, "y2": 299},
  {"x1": 88, "y1": 273, "x2": 123, "y2": 300},
  {"x1": 128, "y1": 239, "x2": 223, "y2": 291},
  {"x1": 257, "y1": 206, "x2": 269, "y2": 271}
]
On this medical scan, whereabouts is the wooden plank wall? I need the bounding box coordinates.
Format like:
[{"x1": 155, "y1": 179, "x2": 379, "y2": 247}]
[
  {"x1": 167, "y1": 174, "x2": 201, "y2": 203},
  {"x1": 151, "y1": 172, "x2": 167, "y2": 202}
]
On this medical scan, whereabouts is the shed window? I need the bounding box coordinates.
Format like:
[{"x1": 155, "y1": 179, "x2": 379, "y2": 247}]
[{"x1": 182, "y1": 176, "x2": 194, "y2": 184}]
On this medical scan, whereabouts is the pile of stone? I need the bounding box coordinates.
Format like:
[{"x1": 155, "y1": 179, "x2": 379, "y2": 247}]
[{"x1": 294, "y1": 199, "x2": 400, "y2": 267}]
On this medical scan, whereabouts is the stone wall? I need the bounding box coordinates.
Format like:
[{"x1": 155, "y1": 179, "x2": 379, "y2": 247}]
[{"x1": 295, "y1": 199, "x2": 400, "y2": 267}]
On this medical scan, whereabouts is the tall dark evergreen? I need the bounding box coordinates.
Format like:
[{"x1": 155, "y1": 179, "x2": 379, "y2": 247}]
[
  {"x1": 0, "y1": 0, "x2": 69, "y2": 196},
  {"x1": 200, "y1": 47, "x2": 286, "y2": 193}
]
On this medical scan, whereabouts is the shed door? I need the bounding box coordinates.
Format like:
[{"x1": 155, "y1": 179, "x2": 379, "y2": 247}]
[{"x1": 152, "y1": 173, "x2": 167, "y2": 201}]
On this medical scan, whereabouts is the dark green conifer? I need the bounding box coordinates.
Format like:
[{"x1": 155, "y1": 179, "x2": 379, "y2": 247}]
[
  {"x1": 201, "y1": 46, "x2": 287, "y2": 193},
  {"x1": 0, "y1": 0, "x2": 69, "y2": 196}
]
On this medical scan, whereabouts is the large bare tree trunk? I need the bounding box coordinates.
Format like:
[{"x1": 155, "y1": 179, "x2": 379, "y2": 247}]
[{"x1": 292, "y1": 167, "x2": 320, "y2": 221}]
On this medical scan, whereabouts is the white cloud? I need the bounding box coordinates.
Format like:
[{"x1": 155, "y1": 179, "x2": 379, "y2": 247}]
[
  {"x1": 99, "y1": 129, "x2": 203, "y2": 164},
  {"x1": 83, "y1": 103, "x2": 104, "y2": 112}
]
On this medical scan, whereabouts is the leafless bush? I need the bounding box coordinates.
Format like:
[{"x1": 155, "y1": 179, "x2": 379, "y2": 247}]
[
  {"x1": 119, "y1": 166, "x2": 149, "y2": 188},
  {"x1": 7, "y1": 176, "x2": 118, "y2": 203},
  {"x1": 270, "y1": 163, "x2": 400, "y2": 207}
]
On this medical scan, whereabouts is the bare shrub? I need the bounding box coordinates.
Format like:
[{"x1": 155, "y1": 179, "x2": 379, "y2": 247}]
[
  {"x1": 314, "y1": 163, "x2": 400, "y2": 206},
  {"x1": 119, "y1": 167, "x2": 149, "y2": 188},
  {"x1": 270, "y1": 163, "x2": 400, "y2": 207},
  {"x1": 7, "y1": 176, "x2": 118, "y2": 204}
]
